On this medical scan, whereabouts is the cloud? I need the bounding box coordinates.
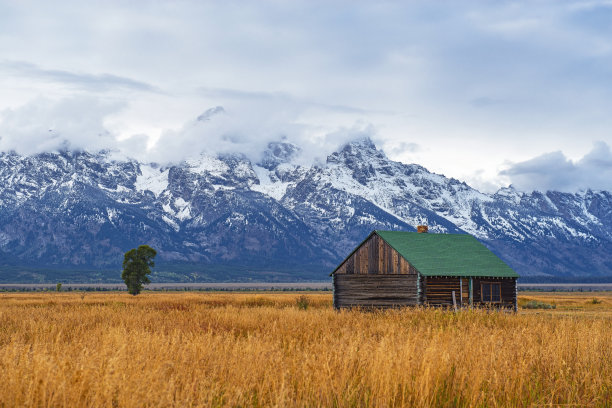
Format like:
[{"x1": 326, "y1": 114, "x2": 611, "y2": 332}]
[
  {"x1": 499, "y1": 141, "x2": 612, "y2": 192},
  {"x1": 144, "y1": 99, "x2": 377, "y2": 165},
  {"x1": 394, "y1": 141, "x2": 421, "y2": 154},
  {"x1": 0, "y1": 93, "x2": 379, "y2": 167},
  {"x1": 197, "y1": 86, "x2": 381, "y2": 114},
  {"x1": 469, "y1": 97, "x2": 511, "y2": 108},
  {"x1": 0, "y1": 60, "x2": 158, "y2": 93},
  {"x1": 0, "y1": 97, "x2": 124, "y2": 155},
  {"x1": 2, "y1": 1, "x2": 612, "y2": 191},
  {"x1": 463, "y1": 169, "x2": 506, "y2": 194}
]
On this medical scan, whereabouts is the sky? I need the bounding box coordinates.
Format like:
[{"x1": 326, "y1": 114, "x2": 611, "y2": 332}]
[{"x1": 1, "y1": 0, "x2": 612, "y2": 193}]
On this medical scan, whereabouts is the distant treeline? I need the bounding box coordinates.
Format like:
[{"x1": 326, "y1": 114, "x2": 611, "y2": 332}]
[
  {"x1": 519, "y1": 276, "x2": 612, "y2": 283},
  {"x1": 0, "y1": 286, "x2": 332, "y2": 293},
  {"x1": 0, "y1": 262, "x2": 330, "y2": 284}
]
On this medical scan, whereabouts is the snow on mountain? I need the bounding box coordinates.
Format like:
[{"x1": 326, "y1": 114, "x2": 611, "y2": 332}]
[
  {"x1": 1, "y1": 136, "x2": 612, "y2": 281},
  {"x1": 135, "y1": 164, "x2": 168, "y2": 197},
  {"x1": 311, "y1": 138, "x2": 495, "y2": 237},
  {"x1": 251, "y1": 165, "x2": 292, "y2": 201}
]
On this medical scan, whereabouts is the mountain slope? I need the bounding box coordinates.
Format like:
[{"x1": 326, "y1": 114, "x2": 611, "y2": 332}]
[{"x1": 1, "y1": 138, "x2": 612, "y2": 282}]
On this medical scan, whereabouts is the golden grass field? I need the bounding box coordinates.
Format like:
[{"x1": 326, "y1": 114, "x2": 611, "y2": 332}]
[{"x1": 0, "y1": 291, "x2": 610, "y2": 407}]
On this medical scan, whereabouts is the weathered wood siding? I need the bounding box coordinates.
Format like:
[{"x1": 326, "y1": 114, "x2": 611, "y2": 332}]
[
  {"x1": 424, "y1": 276, "x2": 461, "y2": 306},
  {"x1": 424, "y1": 277, "x2": 516, "y2": 309},
  {"x1": 472, "y1": 277, "x2": 516, "y2": 309},
  {"x1": 334, "y1": 234, "x2": 417, "y2": 275},
  {"x1": 333, "y1": 274, "x2": 419, "y2": 309}
]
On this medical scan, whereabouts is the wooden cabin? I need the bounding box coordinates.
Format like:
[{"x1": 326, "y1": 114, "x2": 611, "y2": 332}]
[{"x1": 331, "y1": 229, "x2": 519, "y2": 311}]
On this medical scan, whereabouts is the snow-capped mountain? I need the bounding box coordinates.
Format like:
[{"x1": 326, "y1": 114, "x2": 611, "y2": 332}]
[{"x1": 1, "y1": 136, "x2": 612, "y2": 282}]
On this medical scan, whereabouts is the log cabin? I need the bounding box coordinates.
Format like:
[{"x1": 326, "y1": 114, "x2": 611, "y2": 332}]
[{"x1": 331, "y1": 228, "x2": 519, "y2": 310}]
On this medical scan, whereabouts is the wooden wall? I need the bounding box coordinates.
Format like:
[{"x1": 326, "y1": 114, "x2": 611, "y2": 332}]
[
  {"x1": 424, "y1": 276, "x2": 516, "y2": 309},
  {"x1": 333, "y1": 274, "x2": 419, "y2": 309},
  {"x1": 472, "y1": 277, "x2": 516, "y2": 309},
  {"x1": 334, "y1": 234, "x2": 417, "y2": 275},
  {"x1": 423, "y1": 276, "x2": 461, "y2": 307}
]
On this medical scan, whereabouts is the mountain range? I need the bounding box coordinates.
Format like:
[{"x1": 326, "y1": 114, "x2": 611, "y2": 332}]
[{"x1": 2, "y1": 128, "x2": 612, "y2": 282}]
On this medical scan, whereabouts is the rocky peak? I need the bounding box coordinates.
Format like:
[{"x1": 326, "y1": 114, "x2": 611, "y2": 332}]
[
  {"x1": 493, "y1": 185, "x2": 523, "y2": 204},
  {"x1": 326, "y1": 137, "x2": 393, "y2": 185},
  {"x1": 197, "y1": 106, "x2": 226, "y2": 122},
  {"x1": 258, "y1": 141, "x2": 301, "y2": 170},
  {"x1": 327, "y1": 137, "x2": 384, "y2": 163}
]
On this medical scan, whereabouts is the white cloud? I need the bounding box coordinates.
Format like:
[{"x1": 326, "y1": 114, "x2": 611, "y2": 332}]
[
  {"x1": 143, "y1": 100, "x2": 378, "y2": 166},
  {"x1": 0, "y1": 60, "x2": 158, "y2": 93},
  {"x1": 500, "y1": 141, "x2": 612, "y2": 192},
  {"x1": 0, "y1": 93, "x2": 379, "y2": 167},
  {"x1": 0, "y1": 1, "x2": 612, "y2": 193},
  {"x1": 0, "y1": 97, "x2": 124, "y2": 155}
]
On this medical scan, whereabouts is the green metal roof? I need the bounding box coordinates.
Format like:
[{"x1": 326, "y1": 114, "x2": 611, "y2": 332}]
[
  {"x1": 376, "y1": 230, "x2": 518, "y2": 277},
  {"x1": 335, "y1": 230, "x2": 518, "y2": 278}
]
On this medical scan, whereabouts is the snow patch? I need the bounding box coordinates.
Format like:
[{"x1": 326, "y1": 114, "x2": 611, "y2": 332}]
[
  {"x1": 135, "y1": 164, "x2": 168, "y2": 196},
  {"x1": 162, "y1": 215, "x2": 179, "y2": 231},
  {"x1": 106, "y1": 207, "x2": 119, "y2": 225},
  {"x1": 98, "y1": 184, "x2": 131, "y2": 194},
  {"x1": 251, "y1": 165, "x2": 290, "y2": 200},
  {"x1": 187, "y1": 155, "x2": 229, "y2": 175},
  {"x1": 174, "y1": 197, "x2": 192, "y2": 221}
]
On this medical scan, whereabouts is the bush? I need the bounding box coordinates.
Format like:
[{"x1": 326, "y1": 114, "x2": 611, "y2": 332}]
[
  {"x1": 523, "y1": 300, "x2": 556, "y2": 309},
  {"x1": 590, "y1": 298, "x2": 602, "y2": 305},
  {"x1": 296, "y1": 295, "x2": 310, "y2": 310}
]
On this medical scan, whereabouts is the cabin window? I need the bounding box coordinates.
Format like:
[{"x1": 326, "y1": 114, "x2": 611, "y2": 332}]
[{"x1": 481, "y1": 282, "x2": 501, "y2": 302}]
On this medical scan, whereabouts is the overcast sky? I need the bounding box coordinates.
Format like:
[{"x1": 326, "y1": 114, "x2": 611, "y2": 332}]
[{"x1": 1, "y1": 0, "x2": 612, "y2": 193}]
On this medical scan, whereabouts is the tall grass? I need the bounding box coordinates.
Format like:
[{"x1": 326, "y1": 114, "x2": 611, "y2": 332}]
[{"x1": 0, "y1": 292, "x2": 610, "y2": 407}]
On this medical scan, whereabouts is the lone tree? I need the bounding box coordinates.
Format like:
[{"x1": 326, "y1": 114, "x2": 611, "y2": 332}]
[{"x1": 121, "y1": 245, "x2": 157, "y2": 295}]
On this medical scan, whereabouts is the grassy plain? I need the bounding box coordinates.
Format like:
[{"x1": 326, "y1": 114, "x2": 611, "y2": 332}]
[{"x1": 0, "y1": 291, "x2": 610, "y2": 407}]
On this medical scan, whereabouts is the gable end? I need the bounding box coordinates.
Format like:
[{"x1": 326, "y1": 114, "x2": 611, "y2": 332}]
[{"x1": 331, "y1": 231, "x2": 419, "y2": 276}]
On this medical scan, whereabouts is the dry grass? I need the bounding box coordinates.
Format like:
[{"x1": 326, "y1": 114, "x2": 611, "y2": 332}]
[
  {"x1": 0, "y1": 291, "x2": 610, "y2": 407},
  {"x1": 519, "y1": 291, "x2": 612, "y2": 316}
]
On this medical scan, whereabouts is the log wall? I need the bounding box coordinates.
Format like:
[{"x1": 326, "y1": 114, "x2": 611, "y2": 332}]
[
  {"x1": 472, "y1": 277, "x2": 516, "y2": 309},
  {"x1": 424, "y1": 277, "x2": 516, "y2": 309},
  {"x1": 423, "y1": 276, "x2": 461, "y2": 307},
  {"x1": 333, "y1": 274, "x2": 419, "y2": 309}
]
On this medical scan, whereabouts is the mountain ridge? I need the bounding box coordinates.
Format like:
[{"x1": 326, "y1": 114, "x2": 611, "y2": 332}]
[{"x1": 2, "y1": 136, "x2": 612, "y2": 282}]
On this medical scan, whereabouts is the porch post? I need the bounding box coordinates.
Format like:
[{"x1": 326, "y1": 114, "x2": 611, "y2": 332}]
[
  {"x1": 514, "y1": 278, "x2": 518, "y2": 313},
  {"x1": 469, "y1": 277, "x2": 473, "y2": 307}
]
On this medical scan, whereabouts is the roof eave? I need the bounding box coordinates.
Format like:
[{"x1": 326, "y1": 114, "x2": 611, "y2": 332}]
[{"x1": 419, "y1": 273, "x2": 519, "y2": 278}]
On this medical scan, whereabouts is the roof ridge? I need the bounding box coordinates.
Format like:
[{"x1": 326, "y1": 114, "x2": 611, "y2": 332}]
[{"x1": 375, "y1": 229, "x2": 473, "y2": 237}]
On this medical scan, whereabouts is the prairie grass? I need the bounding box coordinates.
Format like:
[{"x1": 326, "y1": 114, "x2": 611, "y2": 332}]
[{"x1": 0, "y1": 291, "x2": 610, "y2": 407}]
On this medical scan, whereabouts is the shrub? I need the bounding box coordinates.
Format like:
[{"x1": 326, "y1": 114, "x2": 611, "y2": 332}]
[
  {"x1": 590, "y1": 298, "x2": 602, "y2": 305},
  {"x1": 296, "y1": 295, "x2": 310, "y2": 310},
  {"x1": 523, "y1": 300, "x2": 556, "y2": 309}
]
